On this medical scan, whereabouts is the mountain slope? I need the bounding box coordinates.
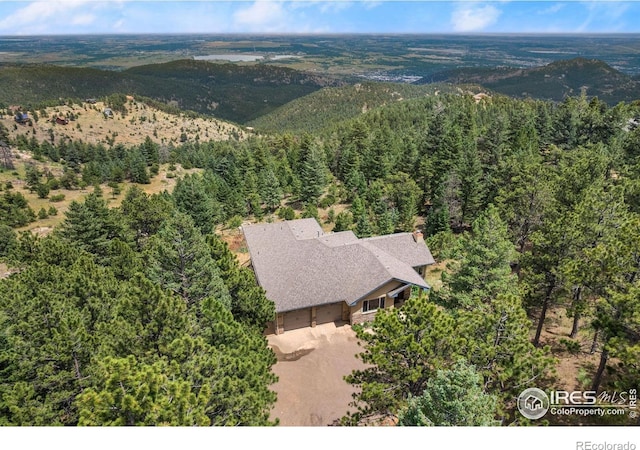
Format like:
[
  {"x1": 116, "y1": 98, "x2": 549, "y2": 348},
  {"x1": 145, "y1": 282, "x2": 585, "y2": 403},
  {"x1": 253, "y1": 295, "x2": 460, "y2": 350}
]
[
  {"x1": 1, "y1": 97, "x2": 245, "y2": 147},
  {"x1": 0, "y1": 60, "x2": 342, "y2": 124},
  {"x1": 247, "y1": 81, "x2": 463, "y2": 133},
  {"x1": 423, "y1": 58, "x2": 640, "y2": 104}
]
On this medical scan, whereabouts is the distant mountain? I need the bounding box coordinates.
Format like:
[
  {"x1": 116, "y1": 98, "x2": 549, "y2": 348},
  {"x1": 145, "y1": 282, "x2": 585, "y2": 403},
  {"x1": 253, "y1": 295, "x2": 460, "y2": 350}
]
[
  {"x1": 0, "y1": 60, "x2": 342, "y2": 124},
  {"x1": 422, "y1": 58, "x2": 640, "y2": 105},
  {"x1": 247, "y1": 81, "x2": 463, "y2": 133}
]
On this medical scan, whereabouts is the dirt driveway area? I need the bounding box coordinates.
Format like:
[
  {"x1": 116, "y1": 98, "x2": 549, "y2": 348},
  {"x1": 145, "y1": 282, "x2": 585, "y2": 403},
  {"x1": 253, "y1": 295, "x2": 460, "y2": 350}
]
[{"x1": 267, "y1": 322, "x2": 368, "y2": 426}]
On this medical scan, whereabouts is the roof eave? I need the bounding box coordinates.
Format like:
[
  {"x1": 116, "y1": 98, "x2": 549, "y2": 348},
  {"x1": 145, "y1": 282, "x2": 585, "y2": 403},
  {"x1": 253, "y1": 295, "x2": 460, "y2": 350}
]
[{"x1": 349, "y1": 278, "x2": 430, "y2": 307}]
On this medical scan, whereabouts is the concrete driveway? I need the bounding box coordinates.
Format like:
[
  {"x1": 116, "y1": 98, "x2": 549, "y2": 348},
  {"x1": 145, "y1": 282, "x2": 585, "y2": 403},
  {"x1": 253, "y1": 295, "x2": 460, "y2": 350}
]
[{"x1": 267, "y1": 322, "x2": 368, "y2": 426}]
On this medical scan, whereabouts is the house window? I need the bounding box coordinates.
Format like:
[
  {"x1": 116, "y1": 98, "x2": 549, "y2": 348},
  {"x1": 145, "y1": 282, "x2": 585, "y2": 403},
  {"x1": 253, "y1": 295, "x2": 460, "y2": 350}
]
[{"x1": 363, "y1": 296, "x2": 385, "y2": 313}]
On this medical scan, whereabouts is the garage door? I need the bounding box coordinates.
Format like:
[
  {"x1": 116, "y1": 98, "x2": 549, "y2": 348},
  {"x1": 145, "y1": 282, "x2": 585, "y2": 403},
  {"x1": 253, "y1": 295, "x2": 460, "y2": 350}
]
[
  {"x1": 283, "y1": 308, "x2": 311, "y2": 332},
  {"x1": 263, "y1": 320, "x2": 276, "y2": 335},
  {"x1": 316, "y1": 302, "x2": 344, "y2": 325}
]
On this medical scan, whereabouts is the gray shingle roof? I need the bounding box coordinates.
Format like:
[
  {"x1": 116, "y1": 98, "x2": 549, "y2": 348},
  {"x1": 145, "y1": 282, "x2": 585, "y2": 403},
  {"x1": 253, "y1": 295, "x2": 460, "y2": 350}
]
[
  {"x1": 242, "y1": 219, "x2": 434, "y2": 313},
  {"x1": 362, "y1": 233, "x2": 435, "y2": 267}
]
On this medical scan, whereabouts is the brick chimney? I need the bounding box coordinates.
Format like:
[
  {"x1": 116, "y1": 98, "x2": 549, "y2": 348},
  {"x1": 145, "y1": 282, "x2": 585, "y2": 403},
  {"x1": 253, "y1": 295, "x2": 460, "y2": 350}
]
[{"x1": 412, "y1": 230, "x2": 424, "y2": 243}]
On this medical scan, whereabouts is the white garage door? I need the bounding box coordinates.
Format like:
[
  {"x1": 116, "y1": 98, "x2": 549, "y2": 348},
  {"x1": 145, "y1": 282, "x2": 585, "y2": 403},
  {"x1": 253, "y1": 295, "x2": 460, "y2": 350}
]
[
  {"x1": 284, "y1": 308, "x2": 311, "y2": 332},
  {"x1": 316, "y1": 302, "x2": 343, "y2": 325}
]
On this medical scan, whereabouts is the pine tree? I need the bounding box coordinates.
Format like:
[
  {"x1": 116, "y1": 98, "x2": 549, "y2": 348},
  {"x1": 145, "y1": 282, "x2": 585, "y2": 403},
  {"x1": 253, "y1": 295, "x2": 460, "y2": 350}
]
[
  {"x1": 77, "y1": 355, "x2": 211, "y2": 426},
  {"x1": 494, "y1": 149, "x2": 553, "y2": 253},
  {"x1": 355, "y1": 211, "x2": 373, "y2": 238},
  {"x1": 258, "y1": 167, "x2": 282, "y2": 212},
  {"x1": 0, "y1": 224, "x2": 18, "y2": 259},
  {"x1": 119, "y1": 186, "x2": 173, "y2": 248},
  {"x1": 206, "y1": 234, "x2": 275, "y2": 331},
  {"x1": 387, "y1": 172, "x2": 422, "y2": 232},
  {"x1": 145, "y1": 213, "x2": 231, "y2": 308},
  {"x1": 127, "y1": 147, "x2": 150, "y2": 184},
  {"x1": 455, "y1": 294, "x2": 555, "y2": 418},
  {"x1": 0, "y1": 238, "x2": 120, "y2": 425},
  {"x1": 434, "y1": 205, "x2": 517, "y2": 310},
  {"x1": 173, "y1": 173, "x2": 221, "y2": 234},
  {"x1": 344, "y1": 296, "x2": 462, "y2": 425},
  {"x1": 298, "y1": 134, "x2": 328, "y2": 204},
  {"x1": 58, "y1": 191, "x2": 128, "y2": 260},
  {"x1": 457, "y1": 137, "x2": 484, "y2": 227},
  {"x1": 397, "y1": 359, "x2": 499, "y2": 426}
]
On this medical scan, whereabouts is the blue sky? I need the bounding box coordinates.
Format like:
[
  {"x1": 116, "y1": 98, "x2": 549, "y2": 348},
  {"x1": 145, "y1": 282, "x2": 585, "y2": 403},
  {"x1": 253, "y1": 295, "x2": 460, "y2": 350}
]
[{"x1": 0, "y1": 1, "x2": 638, "y2": 35}]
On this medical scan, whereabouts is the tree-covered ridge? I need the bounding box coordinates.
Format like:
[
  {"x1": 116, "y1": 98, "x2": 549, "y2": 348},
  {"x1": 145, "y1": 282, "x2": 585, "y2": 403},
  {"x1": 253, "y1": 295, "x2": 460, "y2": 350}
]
[
  {"x1": 422, "y1": 58, "x2": 640, "y2": 105},
  {"x1": 246, "y1": 81, "x2": 460, "y2": 134},
  {"x1": 0, "y1": 60, "x2": 342, "y2": 124}
]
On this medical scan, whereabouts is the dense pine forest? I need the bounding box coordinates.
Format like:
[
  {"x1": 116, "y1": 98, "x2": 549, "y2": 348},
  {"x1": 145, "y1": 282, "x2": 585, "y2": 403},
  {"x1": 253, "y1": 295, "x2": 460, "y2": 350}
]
[{"x1": 1, "y1": 86, "x2": 640, "y2": 425}]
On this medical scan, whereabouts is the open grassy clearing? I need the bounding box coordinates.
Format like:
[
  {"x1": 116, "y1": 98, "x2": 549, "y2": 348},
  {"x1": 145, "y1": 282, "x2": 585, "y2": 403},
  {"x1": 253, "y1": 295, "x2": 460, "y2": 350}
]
[
  {"x1": 1, "y1": 159, "x2": 201, "y2": 236},
  {"x1": 1, "y1": 97, "x2": 246, "y2": 148}
]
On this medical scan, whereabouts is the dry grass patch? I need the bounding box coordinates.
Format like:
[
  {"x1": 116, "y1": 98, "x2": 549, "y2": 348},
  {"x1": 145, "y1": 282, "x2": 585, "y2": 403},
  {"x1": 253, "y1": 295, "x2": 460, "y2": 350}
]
[
  {"x1": 425, "y1": 259, "x2": 452, "y2": 291},
  {"x1": 0, "y1": 263, "x2": 10, "y2": 279},
  {"x1": 8, "y1": 160, "x2": 201, "y2": 235},
  {"x1": 1, "y1": 98, "x2": 246, "y2": 148}
]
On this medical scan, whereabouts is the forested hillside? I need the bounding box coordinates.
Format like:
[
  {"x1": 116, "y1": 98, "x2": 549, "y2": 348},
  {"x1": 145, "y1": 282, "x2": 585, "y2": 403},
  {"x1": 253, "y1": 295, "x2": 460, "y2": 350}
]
[
  {"x1": 1, "y1": 87, "x2": 640, "y2": 425},
  {"x1": 247, "y1": 82, "x2": 458, "y2": 133},
  {"x1": 0, "y1": 60, "x2": 342, "y2": 124},
  {"x1": 424, "y1": 58, "x2": 640, "y2": 105}
]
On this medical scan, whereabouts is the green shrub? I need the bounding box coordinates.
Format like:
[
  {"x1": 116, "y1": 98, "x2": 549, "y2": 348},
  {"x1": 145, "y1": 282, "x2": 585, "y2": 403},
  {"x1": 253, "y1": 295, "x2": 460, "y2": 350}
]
[
  {"x1": 37, "y1": 207, "x2": 48, "y2": 219},
  {"x1": 35, "y1": 183, "x2": 50, "y2": 199},
  {"x1": 49, "y1": 193, "x2": 66, "y2": 202},
  {"x1": 227, "y1": 215, "x2": 243, "y2": 230},
  {"x1": 277, "y1": 206, "x2": 296, "y2": 221},
  {"x1": 426, "y1": 230, "x2": 462, "y2": 260},
  {"x1": 560, "y1": 338, "x2": 582, "y2": 355},
  {"x1": 47, "y1": 178, "x2": 60, "y2": 190}
]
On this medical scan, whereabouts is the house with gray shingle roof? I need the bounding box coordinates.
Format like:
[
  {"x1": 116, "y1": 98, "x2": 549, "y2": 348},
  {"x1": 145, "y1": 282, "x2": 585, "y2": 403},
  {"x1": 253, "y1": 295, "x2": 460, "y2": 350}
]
[{"x1": 242, "y1": 218, "x2": 435, "y2": 334}]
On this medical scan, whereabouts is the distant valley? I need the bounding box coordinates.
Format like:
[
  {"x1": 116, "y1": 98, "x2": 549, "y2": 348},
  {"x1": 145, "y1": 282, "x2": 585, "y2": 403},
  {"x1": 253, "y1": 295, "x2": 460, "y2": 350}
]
[{"x1": 2, "y1": 34, "x2": 640, "y2": 128}]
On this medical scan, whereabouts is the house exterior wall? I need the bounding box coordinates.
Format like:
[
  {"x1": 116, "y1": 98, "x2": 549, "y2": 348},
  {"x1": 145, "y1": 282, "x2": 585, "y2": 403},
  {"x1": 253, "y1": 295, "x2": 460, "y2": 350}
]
[
  {"x1": 265, "y1": 301, "x2": 346, "y2": 335},
  {"x1": 263, "y1": 281, "x2": 420, "y2": 335},
  {"x1": 349, "y1": 280, "x2": 404, "y2": 326}
]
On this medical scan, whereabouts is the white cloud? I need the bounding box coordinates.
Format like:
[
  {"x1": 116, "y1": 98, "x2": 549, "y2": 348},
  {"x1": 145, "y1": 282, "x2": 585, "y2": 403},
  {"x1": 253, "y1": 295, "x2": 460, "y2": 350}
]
[
  {"x1": 113, "y1": 18, "x2": 125, "y2": 31},
  {"x1": 0, "y1": 0, "x2": 95, "y2": 33},
  {"x1": 451, "y1": 3, "x2": 502, "y2": 32},
  {"x1": 577, "y1": 1, "x2": 630, "y2": 32},
  {"x1": 319, "y1": 2, "x2": 353, "y2": 14},
  {"x1": 233, "y1": 1, "x2": 287, "y2": 30},
  {"x1": 231, "y1": 1, "x2": 331, "y2": 33},
  {"x1": 538, "y1": 3, "x2": 565, "y2": 15},
  {"x1": 71, "y1": 13, "x2": 96, "y2": 26}
]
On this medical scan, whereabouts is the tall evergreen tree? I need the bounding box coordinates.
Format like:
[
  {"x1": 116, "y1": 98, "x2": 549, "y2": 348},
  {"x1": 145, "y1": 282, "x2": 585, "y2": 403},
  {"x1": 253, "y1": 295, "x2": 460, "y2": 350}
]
[
  {"x1": 145, "y1": 213, "x2": 231, "y2": 309},
  {"x1": 298, "y1": 134, "x2": 328, "y2": 204},
  {"x1": 206, "y1": 234, "x2": 275, "y2": 331},
  {"x1": 434, "y1": 205, "x2": 517, "y2": 310},
  {"x1": 344, "y1": 296, "x2": 462, "y2": 425},
  {"x1": 173, "y1": 173, "x2": 221, "y2": 234},
  {"x1": 58, "y1": 190, "x2": 128, "y2": 261},
  {"x1": 398, "y1": 359, "x2": 499, "y2": 426}
]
